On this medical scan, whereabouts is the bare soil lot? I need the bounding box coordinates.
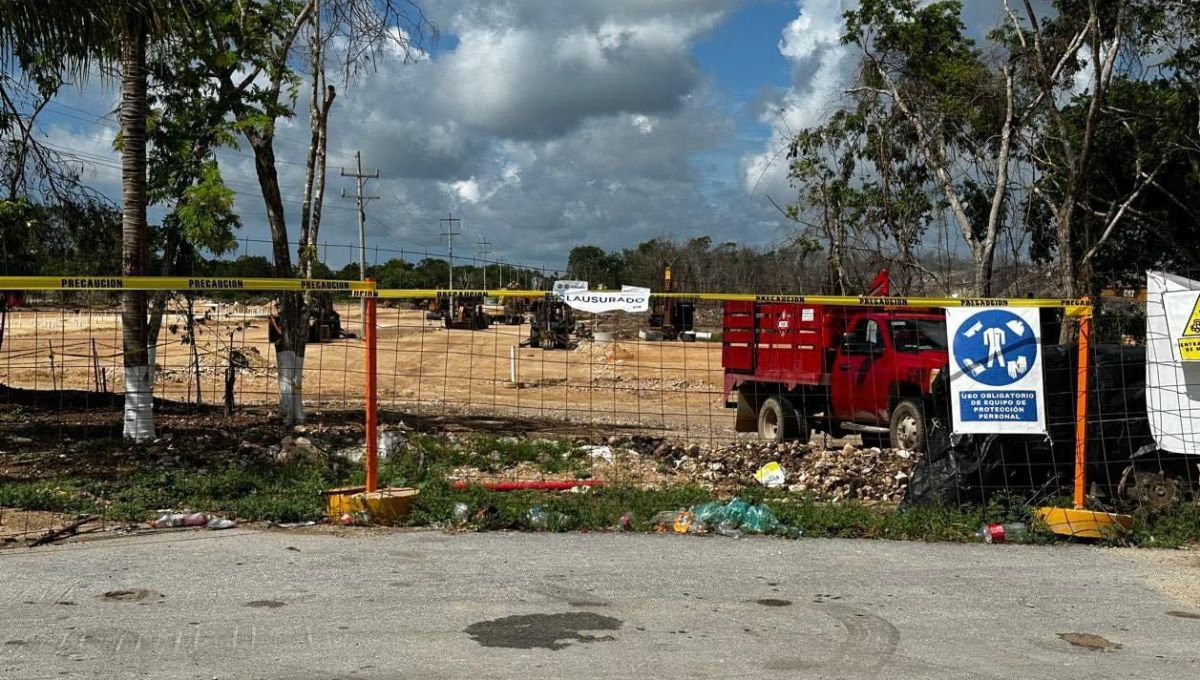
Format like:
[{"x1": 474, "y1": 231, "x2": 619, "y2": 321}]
[{"x1": 0, "y1": 302, "x2": 735, "y2": 440}]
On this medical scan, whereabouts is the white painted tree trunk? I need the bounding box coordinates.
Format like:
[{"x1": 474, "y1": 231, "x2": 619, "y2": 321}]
[
  {"x1": 277, "y1": 350, "x2": 305, "y2": 424},
  {"x1": 123, "y1": 365, "x2": 154, "y2": 442},
  {"x1": 146, "y1": 343, "x2": 156, "y2": 385}
]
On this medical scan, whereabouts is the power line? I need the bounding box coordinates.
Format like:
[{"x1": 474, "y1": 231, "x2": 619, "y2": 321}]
[
  {"x1": 341, "y1": 151, "x2": 380, "y2": 339},
  {"x1": 440, "y1": 212, "x2": 461, "y2": 293},
  {"x1": 476, "y1": 235, "x2": 492, "y2": 289}
]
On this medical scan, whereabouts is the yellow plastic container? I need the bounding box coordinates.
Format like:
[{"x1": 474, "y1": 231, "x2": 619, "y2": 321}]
[
  {"x1": 325, "y1": 486, "x2": 418, "y2": 526},
  {"x1": 1035, "y1": 507, "x2": 1133, "y2": 539}
]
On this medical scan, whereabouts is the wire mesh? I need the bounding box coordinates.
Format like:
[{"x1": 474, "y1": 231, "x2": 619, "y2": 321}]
[{"x1": 0, "y1": 271, "x2": 1197, "y2": 546}]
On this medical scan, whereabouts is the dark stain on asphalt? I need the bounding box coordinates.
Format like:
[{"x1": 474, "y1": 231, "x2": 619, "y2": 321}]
[
  {"x1": 98, "y1": 589, "x2": 161, "y2": 602},
  {"x1": 755, "y1": 599, "x2": 793, "y2": 607},
  {"x1": 244, "y1": 600, "x2": 286, "y2": 609},
  {"x1": 465, "y1": 613, "x2": 622, "y2": 650},
  {"x1": 1059, "y1": 633, "x2": 1123, "y2": 651},
  {"x1": 1167, "y1": 610, "x2": 1200, "y2": 619}
]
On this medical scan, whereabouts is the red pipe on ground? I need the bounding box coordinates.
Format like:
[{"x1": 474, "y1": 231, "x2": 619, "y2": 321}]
[{"x1": 451, "y1": 480, "x2": 605, "y2": 491}]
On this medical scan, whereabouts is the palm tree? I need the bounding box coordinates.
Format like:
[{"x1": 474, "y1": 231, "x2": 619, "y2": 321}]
[{"x1": 1, "y1": 1, "x2": 185, "y2": 441}]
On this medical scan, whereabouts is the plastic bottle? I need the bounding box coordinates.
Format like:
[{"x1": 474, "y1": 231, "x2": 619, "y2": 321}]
[
  {"x1": 975, "y1": 522, "x2": 1028, "y2": 544},
  {"x1": 526, "y1": 506, "x2": 548, "y2": 530},
  {"x1": 451, "y1": 502, "x2": 471, "y2": 522},
  {"x1": 650, "y1": 510, "x2": 681, "y2": 532},
  {"x1": 153, "y1": 512, "x2": 208, "y2": 528}
]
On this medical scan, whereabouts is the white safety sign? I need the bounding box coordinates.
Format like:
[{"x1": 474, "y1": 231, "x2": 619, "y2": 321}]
[{"x1": 946, "y1": 307, "x2": 1046, "y2": 434}]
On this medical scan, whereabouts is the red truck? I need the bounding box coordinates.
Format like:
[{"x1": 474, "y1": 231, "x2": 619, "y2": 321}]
[{"x1": 722, "y1": 300, "x2": 948, "y2": 451}]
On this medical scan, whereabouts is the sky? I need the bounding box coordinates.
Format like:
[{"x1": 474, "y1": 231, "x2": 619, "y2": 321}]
[{"x1": 31, "y1": 0, "x2": 1011, "y2": 272}]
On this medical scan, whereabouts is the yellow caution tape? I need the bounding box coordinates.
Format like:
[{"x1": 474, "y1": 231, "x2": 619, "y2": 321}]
[
  {"x1": 0, "y1": 276, "x2": 374, "y2": 292},
  {"x1": 0, "y1": 276, "x2": 1092, "y2": 312}
]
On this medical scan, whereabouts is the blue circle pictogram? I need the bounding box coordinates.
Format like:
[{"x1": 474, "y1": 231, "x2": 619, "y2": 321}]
[{"x1": 952, "y1": 310, "x2": 1038, "y2": 387}]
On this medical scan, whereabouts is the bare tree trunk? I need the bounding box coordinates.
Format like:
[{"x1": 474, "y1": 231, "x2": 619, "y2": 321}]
[
  {"x1": 298, "y1": 0, "x2": 336, "y2": 280},
  {"x1": 248, "y1": 132, "x2": 307, "y2": 423},
  {"x1": 120, "y1": 10, "x2": 153, "y2": 442},
  {"x1": 146, "y1": 226, "x2": 180, "y2": 386}
]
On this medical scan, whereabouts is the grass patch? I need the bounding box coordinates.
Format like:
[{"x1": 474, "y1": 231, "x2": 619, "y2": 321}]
[{"x1": 1, "y1": 432, "x2": 1197, "y2": 547}]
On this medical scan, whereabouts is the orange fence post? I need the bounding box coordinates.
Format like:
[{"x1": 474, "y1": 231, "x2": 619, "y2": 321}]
[
  {"x1": 1072, "y1": 302, "x2": 1092, "y2": 510},
  {"x1": 364, "y1": 282, "x2": 379, "y2": 493}
]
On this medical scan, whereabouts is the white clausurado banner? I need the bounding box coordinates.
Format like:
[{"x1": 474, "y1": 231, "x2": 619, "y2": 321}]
[
  {"x1": 1146, "y1": 271, "x2": 1200, "y2": 455},
  {"x1": 556, "y1": 285, "x2": 651, "y2": 314},
  {"x1": 946, "y1": 307, "x2": 1047, "y2": 434}
]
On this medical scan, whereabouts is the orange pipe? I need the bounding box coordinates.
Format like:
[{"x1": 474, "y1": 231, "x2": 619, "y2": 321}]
[
  {"x1": 1073, "y1": 303, "x2": 1092, "y2": 510},
  {"x1": 364, "y1": 283, "x2": 379, "y2": 492}
]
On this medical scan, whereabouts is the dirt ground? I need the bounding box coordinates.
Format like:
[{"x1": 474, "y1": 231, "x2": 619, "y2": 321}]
[{"x1": 0, "y1": 302, "x2": 735, "y2": 440}]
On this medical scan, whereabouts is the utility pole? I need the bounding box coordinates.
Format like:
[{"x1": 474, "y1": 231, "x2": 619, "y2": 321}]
[
  {"x1": 440, "y1": 213, "x2": 461, "y2": 315},
  {"x1": 341, "y1": 151, "x2": 379, "y2": 338},
  {"x1": 476, "y1": 236, "x2": 492, "y2": 291}
]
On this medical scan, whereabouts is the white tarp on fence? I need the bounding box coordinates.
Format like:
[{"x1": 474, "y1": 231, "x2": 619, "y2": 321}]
[
  {"x1": 946, "y1": 307, "x2": 1046, "y2": 434},
  {"x1": 1146, "y1": 271, "x2": 1200, "y2": 455}
]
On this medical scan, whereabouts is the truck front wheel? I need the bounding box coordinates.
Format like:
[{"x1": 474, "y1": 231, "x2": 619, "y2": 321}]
[
  {"x1": 758, "y1": 397, "x2": 807, "y2": 443},
  {"x1": 889, "y1": 399, "x2": 926, "y2": 452}
]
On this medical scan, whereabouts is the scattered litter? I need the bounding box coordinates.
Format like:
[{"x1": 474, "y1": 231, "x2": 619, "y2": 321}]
[
  {"x1": 525, "y1": 506, "x2": 569, "y2": 531},
  {"x1": 580, "y1": 445, "x2": 615, "y2": 463},
  {"x1": 754, "y1": 461, "x2": 787, "y2": 487},
  {"x1": 650, "y1": 498, "x2": 801, "y2": 538},
  {"x1": 340, "y1": 511, "x2": 371, "y2": 526},
  {"x1": 672, "y1": 511, "x2": 694, "y2": 534},
  {"x1": 451, "y1": 502, "x2": 471, "y2": 523},
  {"x1": 378, "y1": 431, "x2": 406, "y2": 458},
  {"x1": 650, "y1": 510, "x2": 683, "y2": 533},
  {"x1": 974, "y1": 522, "x2": 1029, "y2": 544},
  {"x1": 152, "y1": 511, "x2": 236, "y2": 530},
  {"x1": 268, "y1": 521, "x2": 317, "y2": 529}
]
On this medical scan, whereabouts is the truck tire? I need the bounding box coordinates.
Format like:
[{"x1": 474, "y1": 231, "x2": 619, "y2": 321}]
[
  {"x1": 889, "y1": 399, "x2": 926, "y2": 452},
  {"x1": 758, "y1": 397, "x2": 807, "y2": 443}
]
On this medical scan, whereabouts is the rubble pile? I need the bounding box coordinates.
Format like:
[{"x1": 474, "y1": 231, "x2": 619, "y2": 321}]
[{"x1": 606, "y1": 436, "x2": 917, "y2": 503}]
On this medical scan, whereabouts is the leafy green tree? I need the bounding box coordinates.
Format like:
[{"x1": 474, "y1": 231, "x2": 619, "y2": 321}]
[{"x1": 841, "y1": 0, "x2": 1017, "y2": 295}]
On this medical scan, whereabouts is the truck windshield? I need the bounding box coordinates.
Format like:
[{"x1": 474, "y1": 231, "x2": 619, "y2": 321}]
[{"x1": 889, "y1": 319, "x2": 947, "y2": 352}]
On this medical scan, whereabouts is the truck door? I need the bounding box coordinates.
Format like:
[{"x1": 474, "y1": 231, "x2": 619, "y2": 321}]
[{"x1": 830, "y1": 316, "x2": 892, "y2": 424}]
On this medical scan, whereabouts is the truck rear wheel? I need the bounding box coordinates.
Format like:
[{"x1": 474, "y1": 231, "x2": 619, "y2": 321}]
[
  {"x1": 758, "y1": 397, "x2": 807, "y2": 443},
  {"x1": 889, "y1": 399, "x2": 926, "y2": 452}
]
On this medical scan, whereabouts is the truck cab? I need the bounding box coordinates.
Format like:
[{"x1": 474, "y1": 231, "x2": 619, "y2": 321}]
[{"x1": 829, "y1": 312, "x2": 947, "y2": 449}]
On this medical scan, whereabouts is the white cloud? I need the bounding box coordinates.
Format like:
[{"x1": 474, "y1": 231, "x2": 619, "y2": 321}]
[{"x1": 741, "y1": 0, "x2": 857, "y2": 199}]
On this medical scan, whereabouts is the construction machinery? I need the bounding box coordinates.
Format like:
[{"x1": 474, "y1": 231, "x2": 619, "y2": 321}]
[
  {"x1": 646, "y1": 265, "x2": 694, "y2": 340},
  {"x1": 267, "y1": 292, "x2": 356, "y2": 344},
  {"x1": 523, "y1": 294, "x2": 576, "y2": 349},
  {"x1": 482, "y1": 294, "x2": 527, "y2": 325},
  {"x1": 440, "y1": 293, "x2": 491, "y2": 330}
]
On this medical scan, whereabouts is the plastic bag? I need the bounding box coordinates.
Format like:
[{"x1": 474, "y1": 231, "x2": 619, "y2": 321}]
[
  {"x1": 740, "y1": 504, "x2": 781, "y2": 534},
  {"x1": 721, "y1": 498, "x2": 751, "y2": 527},
  {"x1": 692, "y1": 502, "x2": 724, "y2": 525},
  {"x1": 753, "y1": 461, "x2": 787, "y2": 487}
]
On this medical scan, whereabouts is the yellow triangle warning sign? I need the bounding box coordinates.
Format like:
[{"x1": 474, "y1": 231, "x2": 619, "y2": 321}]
[{"x1": 1178, "y1": 295, "x2": 1200, "y2": 360}]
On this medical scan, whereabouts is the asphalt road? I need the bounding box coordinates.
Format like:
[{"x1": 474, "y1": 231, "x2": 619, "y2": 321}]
[{"x1": 1, "y1": 530, "x2": 1198, "y2": 679}]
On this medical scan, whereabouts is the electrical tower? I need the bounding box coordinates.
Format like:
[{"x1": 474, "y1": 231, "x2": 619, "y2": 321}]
[
  {"x1": 341, "y1": 151, "x2": 379, "y2": 338},
  {"x1": 476, "y1": 236, "x2": 492, "y2": 290},
  {"x1": 440, "y1": 213, "x2": 462, "y2": 316}
]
